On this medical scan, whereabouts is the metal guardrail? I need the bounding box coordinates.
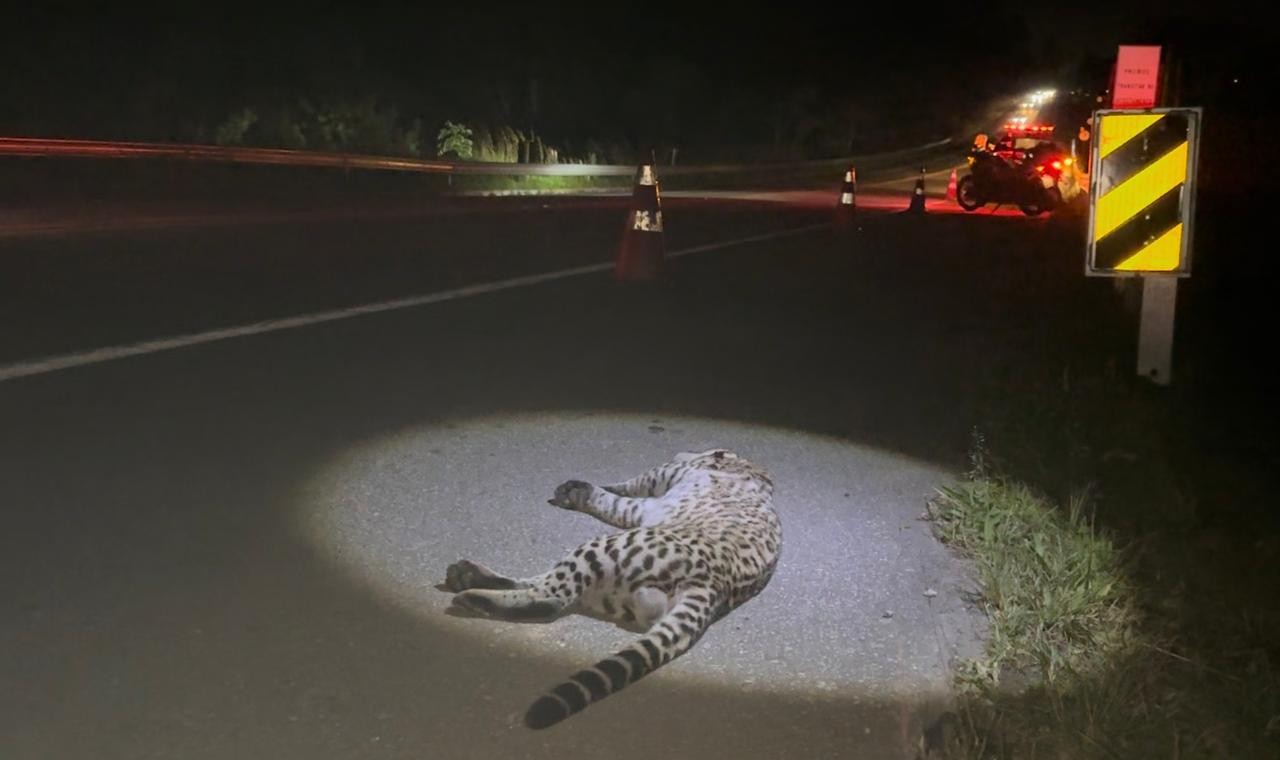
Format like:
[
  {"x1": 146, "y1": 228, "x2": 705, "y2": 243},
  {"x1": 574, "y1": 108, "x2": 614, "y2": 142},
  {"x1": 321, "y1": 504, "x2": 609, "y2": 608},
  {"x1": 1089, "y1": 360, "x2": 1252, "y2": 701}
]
[
  {"x1": 0, "y1": 137, "x2": 482, "y2": 174},
  {"x1": 0, "y1": 136, "x2": 957, "y2": 178}
]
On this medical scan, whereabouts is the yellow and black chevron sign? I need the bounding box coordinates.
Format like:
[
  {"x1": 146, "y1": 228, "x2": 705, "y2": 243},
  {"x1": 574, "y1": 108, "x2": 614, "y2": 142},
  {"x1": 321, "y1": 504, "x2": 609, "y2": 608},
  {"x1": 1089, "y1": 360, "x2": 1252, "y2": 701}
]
[{"x1": 1087, "y1": 108, "x2": 1202, "y2": 276}]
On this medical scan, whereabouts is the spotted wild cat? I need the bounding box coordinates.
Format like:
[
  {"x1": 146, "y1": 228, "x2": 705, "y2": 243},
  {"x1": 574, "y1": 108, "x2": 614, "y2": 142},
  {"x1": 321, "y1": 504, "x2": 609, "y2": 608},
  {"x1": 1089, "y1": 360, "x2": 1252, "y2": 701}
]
[{"x1": 443, "y1": 448, "x2": 781, "y2": 729}]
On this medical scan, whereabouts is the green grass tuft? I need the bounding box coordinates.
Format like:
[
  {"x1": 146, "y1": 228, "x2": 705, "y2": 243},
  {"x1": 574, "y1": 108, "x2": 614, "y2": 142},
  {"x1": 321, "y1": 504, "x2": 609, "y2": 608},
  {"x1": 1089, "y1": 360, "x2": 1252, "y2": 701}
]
[{"x1": 925, "y1": 430, "x2": 1279, "y2": 759}]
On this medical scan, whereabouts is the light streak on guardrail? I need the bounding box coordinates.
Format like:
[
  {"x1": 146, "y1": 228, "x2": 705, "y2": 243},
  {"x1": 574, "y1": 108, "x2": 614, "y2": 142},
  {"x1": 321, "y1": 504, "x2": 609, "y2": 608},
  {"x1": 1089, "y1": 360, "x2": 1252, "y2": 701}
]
[{"x1": 0, "y1": 136, "x2": 955, "y2": 177}]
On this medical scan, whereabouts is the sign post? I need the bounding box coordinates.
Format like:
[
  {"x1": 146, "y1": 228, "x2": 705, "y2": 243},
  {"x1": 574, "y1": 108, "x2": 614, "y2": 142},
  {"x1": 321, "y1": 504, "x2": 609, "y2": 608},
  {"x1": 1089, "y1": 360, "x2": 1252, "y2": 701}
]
[
  {"x1": 1085, "y1": 106, "x2": 1202, "y2": 386},
  {"x1": 1091, "y1": 45, "x2": 1192, "y2": 386},
  {"x1": 1137, "y1": 277, "x2": 1178, "y2": 382}
]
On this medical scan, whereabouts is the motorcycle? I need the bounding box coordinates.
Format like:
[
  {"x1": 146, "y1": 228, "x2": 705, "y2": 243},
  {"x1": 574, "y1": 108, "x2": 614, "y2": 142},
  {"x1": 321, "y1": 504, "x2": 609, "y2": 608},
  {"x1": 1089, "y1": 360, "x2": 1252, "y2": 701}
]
[{"x1": 955, "y1": 142, "x2": 1066, "y2": 217}]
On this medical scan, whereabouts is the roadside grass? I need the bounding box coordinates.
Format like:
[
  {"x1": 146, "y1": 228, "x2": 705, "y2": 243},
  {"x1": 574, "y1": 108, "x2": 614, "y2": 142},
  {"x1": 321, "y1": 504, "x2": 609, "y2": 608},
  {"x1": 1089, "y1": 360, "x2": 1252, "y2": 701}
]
[
  {"x1": 929, "y1": 471, "x2": 1136, "y2": 693},
  {"x1": 925, "y1": 376, "x2": 1280, "y2": 758},
  {"x1": 449, "y1": 173, "x2": 630, "y2": 194}
]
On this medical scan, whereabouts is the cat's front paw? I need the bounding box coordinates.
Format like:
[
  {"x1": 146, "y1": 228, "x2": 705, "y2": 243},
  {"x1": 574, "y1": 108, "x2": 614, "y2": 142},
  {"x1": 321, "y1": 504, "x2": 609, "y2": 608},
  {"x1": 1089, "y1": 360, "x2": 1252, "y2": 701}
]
[
  {"x1": 444, "y1": 559, "x2": 485, "y2": 592},
  {"x1": 547, "y1": 479, "x2": 593, "y2": 510}
]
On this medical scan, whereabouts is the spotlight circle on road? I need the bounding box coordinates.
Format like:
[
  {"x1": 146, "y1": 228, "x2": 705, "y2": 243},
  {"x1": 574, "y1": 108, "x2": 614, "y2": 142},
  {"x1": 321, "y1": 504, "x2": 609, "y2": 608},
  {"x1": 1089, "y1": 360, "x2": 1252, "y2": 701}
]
[{"x1": 297, "y1": 411, "x2": 986, "y2": 699}]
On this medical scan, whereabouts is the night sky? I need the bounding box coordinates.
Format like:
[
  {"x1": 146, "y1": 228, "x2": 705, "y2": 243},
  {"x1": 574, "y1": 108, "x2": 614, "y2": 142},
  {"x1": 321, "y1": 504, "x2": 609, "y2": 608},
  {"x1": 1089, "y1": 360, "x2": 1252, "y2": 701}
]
[{"x1": 1, "y1": 2, "x2": 1266, "y2": 156}]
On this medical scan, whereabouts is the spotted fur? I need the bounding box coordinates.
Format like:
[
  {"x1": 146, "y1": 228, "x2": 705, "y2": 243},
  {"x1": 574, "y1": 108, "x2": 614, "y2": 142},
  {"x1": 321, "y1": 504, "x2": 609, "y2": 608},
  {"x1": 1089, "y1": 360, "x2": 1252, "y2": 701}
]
[{"x1": 443, "y1": 448, "x2": 781, "y2": 729}]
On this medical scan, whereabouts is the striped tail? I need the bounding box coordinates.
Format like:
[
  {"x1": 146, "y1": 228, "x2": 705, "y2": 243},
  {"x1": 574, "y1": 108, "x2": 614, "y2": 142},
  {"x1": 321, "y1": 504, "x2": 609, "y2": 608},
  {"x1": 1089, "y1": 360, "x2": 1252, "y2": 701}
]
[{"x1": 524, "y1": 588, "x2": 715, "y2": 729}]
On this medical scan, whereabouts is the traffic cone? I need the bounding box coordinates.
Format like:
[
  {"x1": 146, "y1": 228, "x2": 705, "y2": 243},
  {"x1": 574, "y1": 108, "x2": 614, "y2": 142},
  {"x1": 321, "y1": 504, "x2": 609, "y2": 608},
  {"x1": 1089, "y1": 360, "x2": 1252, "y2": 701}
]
[
  {"x1": 834, "y1": 166, "x2": 857, "y2": 228},
  {"x1": 946, "y1": 168, "x2": 958, "y2": 202},
  {"x1": 615, "y1": 164, "x2": 665, "y2": 281},
  {"x1": 908, "y1": 166, "x2": 926, "y2": 214}
]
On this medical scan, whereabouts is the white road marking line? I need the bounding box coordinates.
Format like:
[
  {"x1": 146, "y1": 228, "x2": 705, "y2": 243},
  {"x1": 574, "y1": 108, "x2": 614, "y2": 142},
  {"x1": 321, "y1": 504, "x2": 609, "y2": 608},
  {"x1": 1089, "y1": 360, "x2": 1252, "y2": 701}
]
[{"x1": 0, "y1": 224, "x2": 826, "y2": 382}]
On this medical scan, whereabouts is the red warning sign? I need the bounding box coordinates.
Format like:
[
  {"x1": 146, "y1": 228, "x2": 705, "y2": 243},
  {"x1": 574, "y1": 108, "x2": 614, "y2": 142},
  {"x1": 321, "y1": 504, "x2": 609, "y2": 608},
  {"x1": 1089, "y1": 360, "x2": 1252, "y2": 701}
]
[{"x1": 1112, "y1": 46, "x2": 1161, "y2": 109}]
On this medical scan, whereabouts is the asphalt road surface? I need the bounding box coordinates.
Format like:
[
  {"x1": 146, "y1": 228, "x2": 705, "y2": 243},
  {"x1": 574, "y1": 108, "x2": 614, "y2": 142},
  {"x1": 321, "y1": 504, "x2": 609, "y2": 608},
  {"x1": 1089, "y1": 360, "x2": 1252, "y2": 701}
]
[{"x1": 0, "y1": 195, "x2": 1092, "y2": 759}]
